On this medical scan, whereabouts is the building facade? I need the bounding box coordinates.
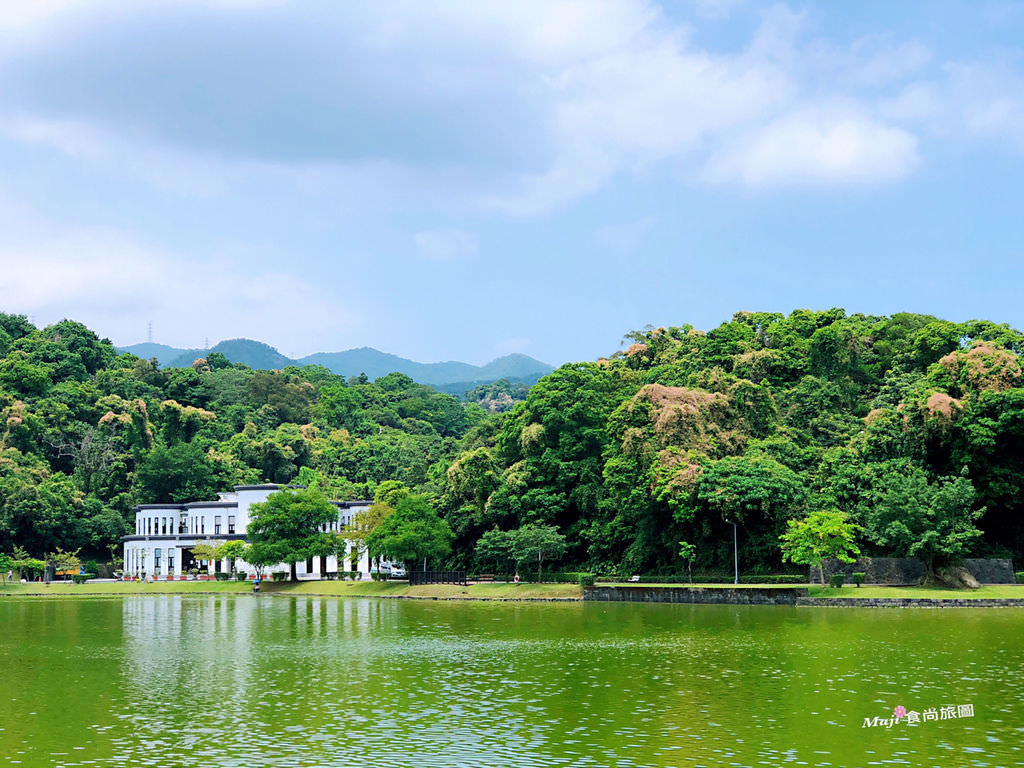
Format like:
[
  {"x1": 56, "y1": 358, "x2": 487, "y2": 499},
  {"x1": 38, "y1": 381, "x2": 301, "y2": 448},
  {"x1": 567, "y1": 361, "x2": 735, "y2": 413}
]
[{"x1": 122, "y1": 484, "x2": 375, "y2": 579}]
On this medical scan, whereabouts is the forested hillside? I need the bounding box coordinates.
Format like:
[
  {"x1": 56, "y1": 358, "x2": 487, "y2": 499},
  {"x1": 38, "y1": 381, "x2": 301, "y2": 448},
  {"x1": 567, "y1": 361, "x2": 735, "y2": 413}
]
[
  {"x1": 434, "y1": 310, "x2": 1024, "y2": 576},
  {"x1": 0, "y1": 313, "x2": 498, "y2": 559},
  {"x1": 2, "y1": 309, "x2": 1023, "y2": 576}
]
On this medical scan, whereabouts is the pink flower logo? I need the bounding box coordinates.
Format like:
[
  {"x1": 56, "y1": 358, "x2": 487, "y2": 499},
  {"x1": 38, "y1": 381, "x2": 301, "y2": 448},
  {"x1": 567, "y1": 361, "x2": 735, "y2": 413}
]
[{"x1": 894, "y1": 705, "x2": 907, "y2": 720}]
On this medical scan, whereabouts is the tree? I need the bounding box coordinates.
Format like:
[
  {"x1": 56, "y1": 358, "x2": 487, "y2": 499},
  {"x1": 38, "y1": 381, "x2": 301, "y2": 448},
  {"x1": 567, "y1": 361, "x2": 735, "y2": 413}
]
[
  {"x1": 247, "y1": 487, "x2": 340, "y2": 580},
  {"x1": 218, "y1": 540, "x2": 247, "y2": 574},
  {"x1": 347, "y1": 502, "x2": 394, "y2": 572},
  {"x1": 864, "y1": 466, "x2": 983, "y2": 585},
  {"x1": 189, "y1": 541, "x2": 223, "y2": 561},
  {"x1": 133, "y1": 442, "x2": 218, "y2": 503},
  {"x1": 697, "y1": 454, "x2": 806, "y2": 526},
  {"x1": 374, "y1": 480, "x2": 411, "y2": 507},
  {"x1": 242, "y1": 542, "x2": 282, "y2": 580},
  {"x1": 12, "y1": 546, "x2": 45, "y2": 580},
  {"x1": 0, "y1": 552, "x2": 13, "y2": 584},
  {"x1": 678, "y1": 540, "x2": 696, "y2": 583},
  {"x1": 780, "y1": 509, "x2": 861, "y2": 587},
  {"x1": 48, "y1": 547, "x2": 82, "y2": 578},
  {"x1": 365, "y1": 494, "x2": 453, "y2": 573},
  {"x1": 474, "y1": 527, "x2": 516, "y2": 574},
  {"x1": 509, "y1": 523, "x2": 566, "y2": 581}
]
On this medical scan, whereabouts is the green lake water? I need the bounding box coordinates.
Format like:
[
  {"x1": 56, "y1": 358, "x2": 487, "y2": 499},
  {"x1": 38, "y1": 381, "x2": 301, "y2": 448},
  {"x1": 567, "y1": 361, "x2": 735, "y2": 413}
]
[{"x1": 2, "y1": 596, "x2": 1023, "y2": 767}]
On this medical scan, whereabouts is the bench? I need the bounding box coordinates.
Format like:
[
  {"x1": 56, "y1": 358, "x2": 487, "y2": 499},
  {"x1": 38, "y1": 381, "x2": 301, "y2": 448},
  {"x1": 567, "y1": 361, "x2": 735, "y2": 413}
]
[{"x1": 476, "y1": 574, "x2": 495, "y2": 582}]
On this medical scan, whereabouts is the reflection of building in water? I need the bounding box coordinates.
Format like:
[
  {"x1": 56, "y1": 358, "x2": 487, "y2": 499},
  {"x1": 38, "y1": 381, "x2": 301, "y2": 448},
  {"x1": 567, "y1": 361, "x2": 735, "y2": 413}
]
[
  {"x1": 120, "y1": 596, "x2": 383, "y2": 679},
  {"x1": 122, "y1": 484, "x2": 377, "y2": 578}
]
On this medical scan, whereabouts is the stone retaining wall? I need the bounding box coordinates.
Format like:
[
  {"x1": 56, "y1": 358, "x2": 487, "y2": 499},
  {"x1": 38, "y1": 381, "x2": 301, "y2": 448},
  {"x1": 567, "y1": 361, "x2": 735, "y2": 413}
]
[
  {"x1": 583, "y1": 586, "x2": 807, "y2": 605},
  {"x1": 963, "y1": 558, "x2": 1016, "y2": 584},
  {"x1": 814, "y1": 557, "x2": 1016, "y2": 585},
  {"x1": 797, "y1": 597, "x2": 1024, "y2": 608}
]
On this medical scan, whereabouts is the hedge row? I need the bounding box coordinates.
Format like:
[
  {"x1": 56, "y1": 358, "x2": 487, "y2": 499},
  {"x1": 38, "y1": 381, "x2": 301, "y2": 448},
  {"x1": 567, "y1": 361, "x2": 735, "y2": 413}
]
[
  {"x1": 738, "y1": 575, "x2": 806, "y2": 584},
  {"x1": 582, "y1": 574, "x2": 805, "y2": 584}
]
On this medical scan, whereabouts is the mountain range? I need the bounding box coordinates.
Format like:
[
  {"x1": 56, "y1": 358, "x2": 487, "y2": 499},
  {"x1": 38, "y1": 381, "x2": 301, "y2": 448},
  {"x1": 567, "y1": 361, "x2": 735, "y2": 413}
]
[{"x1": 117, "y1": 338, "x2": 555, "y2": 392}]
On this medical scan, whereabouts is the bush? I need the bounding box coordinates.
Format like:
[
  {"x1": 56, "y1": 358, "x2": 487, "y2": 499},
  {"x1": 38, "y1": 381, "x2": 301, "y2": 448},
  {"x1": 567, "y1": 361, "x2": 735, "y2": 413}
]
[
  {"x1": 1016, "y1": 572, "x2": 1024, "y2": 584},
  {"x1": 738, "y1": 575, "x2": 805, "y2": 584},
  {"x1": 852, "y1": 572, "x2": 866, "y2": 587},
  {"x1": 236, "y1": 573, "x2": 249, "y2": 581},
  {"x1": 214, "y1": 573, "x2": 230, "y2": 581},
  {"x1": 578, "y1": 573, "x2": 596, "y2": 586},
  {"x1": 271, "y1": 571, "x2": 288, "y2": 582},
  {"x1": 829, "y1": 573, "x2": 845, "y2": 588},
  {"x1": 71, "y1": 574, "x2": 92, "y2": 584}
]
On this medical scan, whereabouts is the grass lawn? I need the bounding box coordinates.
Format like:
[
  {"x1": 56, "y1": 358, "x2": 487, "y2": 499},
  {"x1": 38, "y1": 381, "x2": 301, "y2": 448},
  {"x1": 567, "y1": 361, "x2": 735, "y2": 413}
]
[
  {"x1": 264, "y1": 580, "x2": 581, "y2": 599},
  {"x1": 807, "y1": 584, "x2": 1024, "y2": 599},
  {"x1": 0, "y1": 580, "x2": 255, "y2": 595},
  {"x1": 0, "y1": 580, "x2": 582, "y2": 600}
]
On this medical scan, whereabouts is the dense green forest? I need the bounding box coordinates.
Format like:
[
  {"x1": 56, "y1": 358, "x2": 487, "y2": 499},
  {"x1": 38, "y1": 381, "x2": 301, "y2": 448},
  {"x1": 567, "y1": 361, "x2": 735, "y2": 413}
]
[{"x1": 1, "y1": 310, "x2": 1022, "y2": 576}]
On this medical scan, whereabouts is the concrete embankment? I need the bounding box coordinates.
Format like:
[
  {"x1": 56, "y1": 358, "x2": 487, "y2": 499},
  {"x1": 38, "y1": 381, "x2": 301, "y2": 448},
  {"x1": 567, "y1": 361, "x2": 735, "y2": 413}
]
[
  {"x1": 583, "y1": 586, "x2": 1024, "y2": 607},
  {"x1": 583, "y1": 585, "x2": 807, "y2": 605},
  {"x1": 796, "y1": 597, "x2": 1024, "y2": 607}
]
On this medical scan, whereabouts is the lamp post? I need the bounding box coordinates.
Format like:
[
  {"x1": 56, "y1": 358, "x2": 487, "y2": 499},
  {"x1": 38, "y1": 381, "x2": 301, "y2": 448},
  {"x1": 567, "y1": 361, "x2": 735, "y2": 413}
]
[{"x1": 724, "y1": 519, "x2": 738, "y2": 584}]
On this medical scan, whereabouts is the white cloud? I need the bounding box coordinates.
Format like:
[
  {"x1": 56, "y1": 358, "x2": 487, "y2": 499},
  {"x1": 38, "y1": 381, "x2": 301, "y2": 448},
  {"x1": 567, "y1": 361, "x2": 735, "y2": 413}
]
[
  {"x1": 880, "y1": 59, "x2": 1024, "y2": 152},
  {"x1": 2, "y1": 0, "x2": 1022, "y2": 216},
  {"x1": 413, "y1": 228, "x2": 478, "y2": 261},
  {"x1": 703, "y1": 105, "x2": 920, "y2": 187},
  {"x1": 0, "y1": 210, "x2": 355, "y2": 356}
]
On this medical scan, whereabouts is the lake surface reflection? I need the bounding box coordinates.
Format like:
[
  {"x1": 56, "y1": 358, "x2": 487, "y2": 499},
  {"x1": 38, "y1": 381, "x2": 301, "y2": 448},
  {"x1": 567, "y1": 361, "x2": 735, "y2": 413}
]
[{"x1": 2, "y1": 596, "x2": 1023, "y2": 767}]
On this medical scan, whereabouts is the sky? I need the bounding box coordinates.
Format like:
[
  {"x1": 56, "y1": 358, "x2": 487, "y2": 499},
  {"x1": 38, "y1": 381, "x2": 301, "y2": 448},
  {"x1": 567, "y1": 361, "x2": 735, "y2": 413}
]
[{"x1": 0, "y1": 0, "x2": 1022, "y2": 367}]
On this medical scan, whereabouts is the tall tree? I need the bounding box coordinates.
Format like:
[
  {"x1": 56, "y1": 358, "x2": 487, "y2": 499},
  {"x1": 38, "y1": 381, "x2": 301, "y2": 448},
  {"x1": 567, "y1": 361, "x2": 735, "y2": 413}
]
[
  {"x1": 780, "y1": 509, "x2": 861, "y2": 586},
  {"x1": 247, "y1": 487, "x2": 341, "y2": 581},
  {"x1": 366, "y1": 494, "x2": 453, "y2": 573}
]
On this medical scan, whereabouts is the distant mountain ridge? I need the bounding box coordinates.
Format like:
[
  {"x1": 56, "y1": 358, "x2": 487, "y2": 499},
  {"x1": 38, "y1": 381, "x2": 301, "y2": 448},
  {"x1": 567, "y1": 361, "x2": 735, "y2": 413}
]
[{"x1": 117, "y1": 338, "x2": 554, "y2": 390}]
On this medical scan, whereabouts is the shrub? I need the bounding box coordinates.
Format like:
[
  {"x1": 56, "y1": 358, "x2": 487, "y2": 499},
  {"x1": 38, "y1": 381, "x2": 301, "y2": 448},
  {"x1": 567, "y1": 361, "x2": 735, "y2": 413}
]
[
  {"x1": 71, "y1": 574, "x2": 90, "y2": 584},
  {"x1": 829, "y1": 573, "x2": 845, "y2": 588},
  {"x1": 1016, "y1": 571, "x2": 1024, "y2": 584},
  {"x1": 738, "y1": 575, "x2": 805, "y2": 584},
  {"x1": 214, "y1": 573, "x2": 230, "y2": 581},
  {"x1": 578, "y1": 573, "x2": 596, "y2": 586},
  {"x1": 236, "y1": 573, "x2": 249, "y2": 581},
  {"x1": 271, "y1": 571, "x2": 288, "y2": 582},
  {"x1": 852, "y1": 572, "x2": 866, "y2": 587}
]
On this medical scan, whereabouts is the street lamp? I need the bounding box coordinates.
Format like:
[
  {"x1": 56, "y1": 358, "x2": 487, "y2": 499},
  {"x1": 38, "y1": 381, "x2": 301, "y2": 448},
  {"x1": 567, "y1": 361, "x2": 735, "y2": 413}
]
[{"x1": 724, "y1": 519, "x2": 738, "y2": 584}]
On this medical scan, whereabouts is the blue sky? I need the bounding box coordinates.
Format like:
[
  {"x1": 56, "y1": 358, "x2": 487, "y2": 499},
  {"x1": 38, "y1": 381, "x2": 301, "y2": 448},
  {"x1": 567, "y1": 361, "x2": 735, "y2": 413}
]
[{"x1": 0, "y1": 0, "x2": 1022, "y2": 366}]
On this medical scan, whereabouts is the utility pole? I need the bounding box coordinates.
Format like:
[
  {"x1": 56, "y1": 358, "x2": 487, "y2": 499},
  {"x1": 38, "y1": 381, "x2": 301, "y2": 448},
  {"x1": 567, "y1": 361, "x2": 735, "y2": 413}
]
[{"x1": 725, "y1": 519, "x2": 738, "y2": 584}]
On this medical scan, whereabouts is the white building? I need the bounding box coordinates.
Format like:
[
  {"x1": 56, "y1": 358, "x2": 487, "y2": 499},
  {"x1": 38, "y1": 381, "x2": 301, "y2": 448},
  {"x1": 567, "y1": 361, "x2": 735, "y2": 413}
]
[{"x1": 122, "y1": 484, "x2": 375, "y2": 579}]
